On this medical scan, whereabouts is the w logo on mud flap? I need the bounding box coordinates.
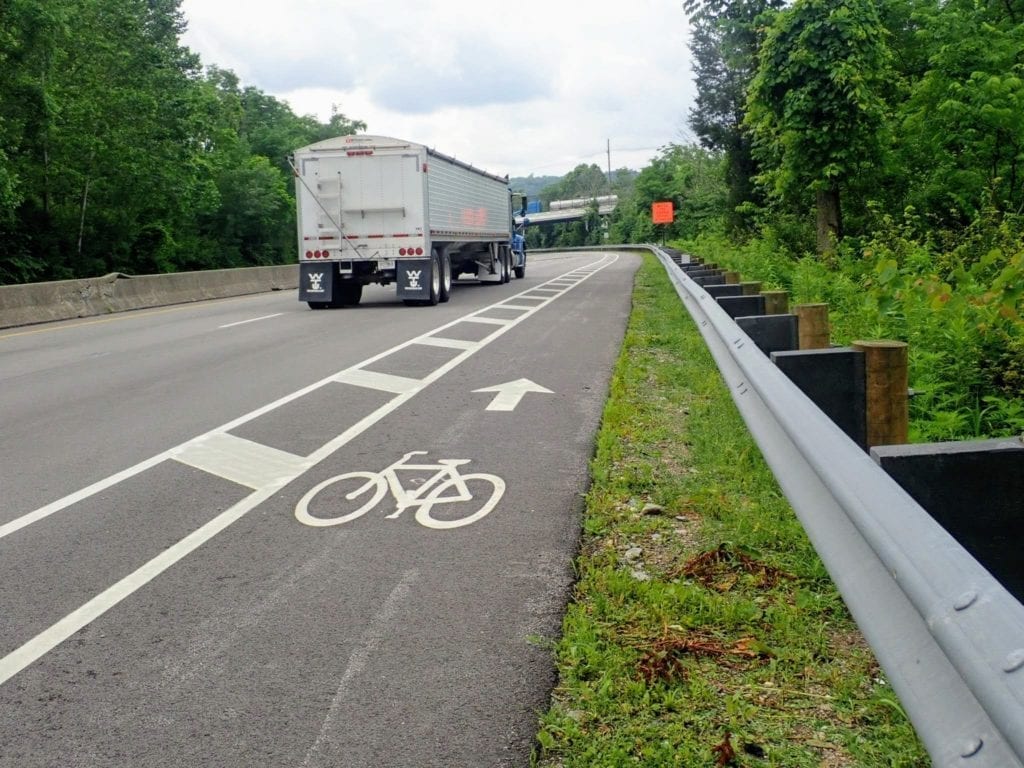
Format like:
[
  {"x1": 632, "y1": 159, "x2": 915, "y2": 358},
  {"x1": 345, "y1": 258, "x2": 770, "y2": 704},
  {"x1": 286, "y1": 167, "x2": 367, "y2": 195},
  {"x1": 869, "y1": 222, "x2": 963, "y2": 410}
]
[
  {"x1": 308, "y1": 272, "x2": 325, "y2": 293},
  {"x1": 406, "y1": 270, "x2": 422, "y2": 290}
]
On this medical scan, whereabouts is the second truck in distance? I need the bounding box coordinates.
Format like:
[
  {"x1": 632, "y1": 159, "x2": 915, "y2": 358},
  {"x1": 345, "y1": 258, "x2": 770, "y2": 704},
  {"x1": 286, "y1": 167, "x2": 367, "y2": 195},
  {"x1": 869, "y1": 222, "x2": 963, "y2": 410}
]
[{"x1": 292, "y1": 134, "x2": 528, "y2": 308}]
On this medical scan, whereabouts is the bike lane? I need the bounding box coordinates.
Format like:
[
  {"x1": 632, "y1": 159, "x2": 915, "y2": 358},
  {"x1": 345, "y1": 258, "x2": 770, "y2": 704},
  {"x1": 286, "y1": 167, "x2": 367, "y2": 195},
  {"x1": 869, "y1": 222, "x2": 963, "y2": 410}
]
[{"x1": 0, "y1": 251, "x2": 641, "y2": 767}]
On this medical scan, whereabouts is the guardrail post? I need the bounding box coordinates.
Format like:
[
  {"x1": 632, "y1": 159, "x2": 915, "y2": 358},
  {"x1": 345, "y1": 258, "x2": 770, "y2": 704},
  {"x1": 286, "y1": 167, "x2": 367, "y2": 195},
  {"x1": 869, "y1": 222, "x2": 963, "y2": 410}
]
[
  {"x1": 695, "y1": 273, "x2": 727, "y2": 287},
  {"x1": 740, "y1": 281, "x2": 762, "y2": 296},
  {"x1": 705, "y1": 284, "x2": 743, "y2": 298},
  {"x1": 795, "y1": 303, "x2": 830, "y2": 349},
  {"x1": 724, "y1": 270, "x2": 741, "y2": 284},
  {"x1": 771, "y1": 348, "x2": 868, "y2": 449},
  {"x1": 871, "y1": 437, "x2": 1024, "y2": 601},
  {"x1": 852, "y1": 340, "x2": 909, "y2": 447},
  {"x1": 761, "y1": 290, "x2": 789, "y2": 315},
  {"x1": 717, "y1": 295, "x2": 766, "y2": 319},
  {"x1": 737, "y1": 315, "x2": 799, "y2": 356}
]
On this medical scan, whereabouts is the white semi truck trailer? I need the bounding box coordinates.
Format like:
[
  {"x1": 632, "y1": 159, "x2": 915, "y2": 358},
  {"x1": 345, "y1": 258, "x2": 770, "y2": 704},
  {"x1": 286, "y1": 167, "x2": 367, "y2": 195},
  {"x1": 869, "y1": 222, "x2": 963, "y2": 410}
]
[{"x1": 292, "y1": 134, "x2": 527, "y2": 308}]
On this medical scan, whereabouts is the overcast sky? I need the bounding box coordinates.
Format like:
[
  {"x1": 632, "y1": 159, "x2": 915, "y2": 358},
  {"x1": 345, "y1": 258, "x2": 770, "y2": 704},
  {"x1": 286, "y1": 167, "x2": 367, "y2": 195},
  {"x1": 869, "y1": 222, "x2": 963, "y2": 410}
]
[{"x1": 179, "y1": 0, "x2": 696, "y2": 179}]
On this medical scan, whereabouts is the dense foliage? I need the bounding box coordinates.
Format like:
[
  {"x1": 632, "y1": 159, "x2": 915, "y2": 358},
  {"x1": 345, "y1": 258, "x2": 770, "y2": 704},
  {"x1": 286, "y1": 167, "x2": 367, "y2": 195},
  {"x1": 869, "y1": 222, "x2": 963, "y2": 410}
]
[
  {"x1": 652, "y1": 0, "x2": 1024, "y2": 440},
  {"x1": 0, "y1": 0, "x2": 363, "y2": 284}
]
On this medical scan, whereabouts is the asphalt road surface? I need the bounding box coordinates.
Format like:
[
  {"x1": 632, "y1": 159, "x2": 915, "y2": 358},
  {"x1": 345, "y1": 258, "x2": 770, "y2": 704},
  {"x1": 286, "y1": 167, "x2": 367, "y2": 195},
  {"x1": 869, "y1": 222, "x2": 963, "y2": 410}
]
[{"x1": 0, "y1": 250, "x2": 640, "y2": 767}]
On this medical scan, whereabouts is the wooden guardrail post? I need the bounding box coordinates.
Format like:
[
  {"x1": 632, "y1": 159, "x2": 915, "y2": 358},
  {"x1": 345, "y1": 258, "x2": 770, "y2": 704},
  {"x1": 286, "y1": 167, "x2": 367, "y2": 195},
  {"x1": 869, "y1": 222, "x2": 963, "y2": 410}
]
[
  {"x1": 740, "y1": 281, "x2": 762, "y2": 296},
  {"x1": 724, "y1": 270, "x2": 741, "y2": 284},
  {"x1": 852, "y1": 340, "x2": 909, "y2": 446},
  {"x1": 795, "y1": 303, "x2": 830, "y2": 349},
  {"x1": 761, "y1": 291, "x2": 789, "y2": 315}
]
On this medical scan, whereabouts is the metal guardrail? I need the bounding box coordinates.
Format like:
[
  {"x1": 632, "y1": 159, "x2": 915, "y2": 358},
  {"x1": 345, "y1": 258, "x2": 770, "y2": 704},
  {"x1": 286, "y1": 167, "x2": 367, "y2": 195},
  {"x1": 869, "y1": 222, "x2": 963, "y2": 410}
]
[{"x1": 648, "y1": 246, "x2": 1024, "y2": 767}]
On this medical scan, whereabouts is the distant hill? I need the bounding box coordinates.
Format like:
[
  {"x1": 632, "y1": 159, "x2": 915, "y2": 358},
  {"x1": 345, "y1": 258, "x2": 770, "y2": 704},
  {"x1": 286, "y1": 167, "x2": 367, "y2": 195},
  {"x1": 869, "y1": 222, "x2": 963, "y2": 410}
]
[{"x1": 509, "y1": 175, "x2": 562, "y2": 198}]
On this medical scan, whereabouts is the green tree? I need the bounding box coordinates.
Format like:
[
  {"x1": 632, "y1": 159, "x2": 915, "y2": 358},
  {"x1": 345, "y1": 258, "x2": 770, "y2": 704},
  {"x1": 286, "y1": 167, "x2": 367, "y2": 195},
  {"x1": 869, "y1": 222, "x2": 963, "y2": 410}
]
[
  {"x1": 685, "y1": 0, "x2": 784, "y2": 234},
  {"x1": 0, "y1": 0, "x2": 71, "y2": 281},
  {"x1": 0, "y1": 1, "x2": 365, "y2": 284},
  {"x1": 610, "y1": 144, "x2": 726, "y2": 243},
  {"x1": 895, "y1": 0, "x2": 1024, "y2": 229},
  {"x1": 746, "y1": 0, "x2": 892, "y2": 254},
  {"x1": 540, "y1": 163, "x2": 610, "y2": 206}
]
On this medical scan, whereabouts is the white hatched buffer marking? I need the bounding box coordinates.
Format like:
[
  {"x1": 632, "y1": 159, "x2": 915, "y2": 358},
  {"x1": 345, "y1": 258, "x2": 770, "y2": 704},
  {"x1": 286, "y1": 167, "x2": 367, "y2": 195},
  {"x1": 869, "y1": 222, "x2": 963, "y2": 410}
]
[{"x1": 0, "y1": 253, "x2": 619, "y2": 686}]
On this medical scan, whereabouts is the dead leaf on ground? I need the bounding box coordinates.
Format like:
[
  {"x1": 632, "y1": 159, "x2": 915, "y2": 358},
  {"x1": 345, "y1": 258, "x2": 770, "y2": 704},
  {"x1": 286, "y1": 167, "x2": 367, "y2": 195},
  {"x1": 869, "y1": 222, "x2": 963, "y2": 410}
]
[
  {"x1": 712, "y1": 731, "x2": 737, "y2": 766},
  {"x1": 675, "y1": 543, "x2": 795, "y2": 589},
  {"x1": 635, "y1": 628, "x2": 771, "y2": 682}
]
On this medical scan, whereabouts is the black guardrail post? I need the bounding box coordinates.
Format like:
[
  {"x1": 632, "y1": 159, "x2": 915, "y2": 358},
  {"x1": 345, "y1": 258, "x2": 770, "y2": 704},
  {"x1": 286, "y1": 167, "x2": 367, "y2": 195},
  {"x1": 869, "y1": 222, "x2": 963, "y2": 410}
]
[
  {"x1": 771, "y1": 348, "x2": 868, "y2": 449},
  {"x1": 705, "y1": 284, "x2": 743, "y2": 298},
  {"x1": 871, "y1": 438, "x2": 1024, "y2": 602},
  {"x1": 717, "y1": 294, "x2": 766, "y2": 319},
  {"x1": 737, "y1": 315, "x2": 799, "y2": 356}
]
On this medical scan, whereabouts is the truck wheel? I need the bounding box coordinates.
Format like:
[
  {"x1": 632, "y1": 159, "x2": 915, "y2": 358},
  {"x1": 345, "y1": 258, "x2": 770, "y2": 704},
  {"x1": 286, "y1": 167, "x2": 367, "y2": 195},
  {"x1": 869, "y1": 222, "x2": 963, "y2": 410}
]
[
  {"x1": 514, "y1": 261, "x2": 525, "y2": 279},
  {"x1": 338, "y1": 282, "x2": 362, "y2": 306},
  {"x1": 307, "y1": 301, "x2": 330, "y2": 310},
  {"x1": 427, "y1": 252, "x2": 440, "y2": 305},
  {"x1": 438, "y1": 252, "x2": 451, "y2": 303}
]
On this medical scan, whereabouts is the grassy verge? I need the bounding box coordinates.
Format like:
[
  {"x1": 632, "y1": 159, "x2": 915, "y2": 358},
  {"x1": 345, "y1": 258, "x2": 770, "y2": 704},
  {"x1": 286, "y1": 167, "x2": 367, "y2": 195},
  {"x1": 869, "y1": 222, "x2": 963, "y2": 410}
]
[{"x1": 533, "y1": 254, "x2": 929, "y2": 767}]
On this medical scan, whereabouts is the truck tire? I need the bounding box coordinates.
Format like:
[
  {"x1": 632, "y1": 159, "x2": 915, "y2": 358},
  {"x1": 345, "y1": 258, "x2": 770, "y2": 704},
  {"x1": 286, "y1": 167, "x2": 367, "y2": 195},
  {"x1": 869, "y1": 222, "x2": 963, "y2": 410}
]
[
  {"x1": 438, "y1": 251, "x2": 451, "y2": 303},
  {"x1": 501, "y1": 248, "x2": 511, "y2": 283},
  {"x1": 427, "y1": 251, "x2": 440, "y2": 305},
  {"x1": 337, "y1": 282, "x2": 362, "y2": 306},
  {"x1": 307, "y1": 301, "x2": 330, "y2": 310},
  {"x1": 514, "y1": 256, "x2": 526, "y2": 279}
]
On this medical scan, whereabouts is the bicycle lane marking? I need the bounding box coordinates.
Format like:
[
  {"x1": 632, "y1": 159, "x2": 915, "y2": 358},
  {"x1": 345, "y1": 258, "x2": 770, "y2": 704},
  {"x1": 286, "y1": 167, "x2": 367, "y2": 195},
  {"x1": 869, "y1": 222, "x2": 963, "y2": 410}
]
[
  {"x1": 293, "y1": 451, "x2": 506, "y2": 530},
  {"x1": 0, "y1": 252, "x2": 620, "y2": 687}
]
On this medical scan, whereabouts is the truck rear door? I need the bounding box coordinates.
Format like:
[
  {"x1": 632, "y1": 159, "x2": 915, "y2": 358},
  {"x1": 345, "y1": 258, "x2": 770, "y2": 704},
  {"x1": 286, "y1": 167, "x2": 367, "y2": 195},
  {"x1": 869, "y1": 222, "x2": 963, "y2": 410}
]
[{"x1": 303, "y1": 149, "x2": 426, "y2": 261}]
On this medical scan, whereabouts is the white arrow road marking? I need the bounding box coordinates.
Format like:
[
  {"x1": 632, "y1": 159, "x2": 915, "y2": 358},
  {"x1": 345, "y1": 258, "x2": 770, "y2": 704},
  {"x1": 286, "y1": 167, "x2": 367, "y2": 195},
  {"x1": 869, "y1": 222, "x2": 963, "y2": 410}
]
[{"x1": 473, "y1": 378, "x2": 554, "y2": 412}]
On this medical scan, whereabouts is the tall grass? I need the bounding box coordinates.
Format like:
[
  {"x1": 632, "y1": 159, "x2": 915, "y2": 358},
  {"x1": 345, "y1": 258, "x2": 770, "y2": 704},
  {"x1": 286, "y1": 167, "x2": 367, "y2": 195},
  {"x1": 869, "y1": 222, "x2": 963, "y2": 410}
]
[{"x1": 679, "y1": 223, "x2": 1024, "y2": 442}]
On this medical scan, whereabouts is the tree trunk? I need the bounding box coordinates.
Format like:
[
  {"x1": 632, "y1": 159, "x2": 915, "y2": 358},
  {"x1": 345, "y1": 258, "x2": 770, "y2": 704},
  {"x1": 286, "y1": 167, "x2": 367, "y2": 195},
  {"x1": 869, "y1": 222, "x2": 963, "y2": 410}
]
[
  {"x1": 815, "y1": 185, "x2": 841, "y2": 256},
  {"x1": 77, "y1": 176, "x2": 90, "y2": 258}
]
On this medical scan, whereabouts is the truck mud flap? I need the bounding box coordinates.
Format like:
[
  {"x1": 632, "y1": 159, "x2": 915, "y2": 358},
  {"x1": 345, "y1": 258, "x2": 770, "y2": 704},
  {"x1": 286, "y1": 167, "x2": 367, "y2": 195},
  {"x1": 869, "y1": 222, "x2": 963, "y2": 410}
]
[
  {"x1": 396, "y1": 259, "x2": 432, "y2": 301},
  {"x1": 299, "y1": 262, "x2": 334, "y2": 302}
]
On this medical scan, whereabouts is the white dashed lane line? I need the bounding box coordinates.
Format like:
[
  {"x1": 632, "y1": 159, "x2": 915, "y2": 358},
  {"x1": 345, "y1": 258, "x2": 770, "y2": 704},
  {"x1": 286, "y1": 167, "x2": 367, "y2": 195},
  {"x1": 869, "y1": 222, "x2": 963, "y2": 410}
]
[{"x1": 218, "y1": 312, "x2": 284, "y2": 329}]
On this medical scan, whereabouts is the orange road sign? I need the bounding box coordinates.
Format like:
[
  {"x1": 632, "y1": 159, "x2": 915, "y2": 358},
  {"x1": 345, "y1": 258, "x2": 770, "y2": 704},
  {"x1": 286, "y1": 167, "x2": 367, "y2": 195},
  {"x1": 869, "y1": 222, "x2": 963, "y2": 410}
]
[{"x1": 651, "y1": 201, "x2": 674, "y2": 224}]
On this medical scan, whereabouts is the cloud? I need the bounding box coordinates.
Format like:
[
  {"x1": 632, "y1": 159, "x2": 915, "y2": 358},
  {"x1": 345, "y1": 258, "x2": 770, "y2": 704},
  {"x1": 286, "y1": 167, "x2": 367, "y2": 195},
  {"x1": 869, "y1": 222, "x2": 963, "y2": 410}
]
[
  {"x1": 368, "y1": 36, "x2": 550, "y2": 113},
  {"x1": 180, "y1": 0, "x2": 695, "y2": 177}
]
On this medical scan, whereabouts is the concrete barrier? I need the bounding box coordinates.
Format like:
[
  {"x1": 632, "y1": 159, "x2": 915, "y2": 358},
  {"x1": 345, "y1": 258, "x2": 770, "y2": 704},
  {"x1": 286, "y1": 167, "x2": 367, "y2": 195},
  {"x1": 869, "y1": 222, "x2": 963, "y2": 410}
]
[{"x1": 0, "y1": 265, "x2": 299, "y2": 329}]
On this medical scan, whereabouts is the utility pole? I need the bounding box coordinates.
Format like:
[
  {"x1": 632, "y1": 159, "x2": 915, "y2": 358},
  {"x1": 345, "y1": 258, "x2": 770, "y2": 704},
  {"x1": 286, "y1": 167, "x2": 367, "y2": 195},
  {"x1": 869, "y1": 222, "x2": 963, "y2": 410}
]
[{"x1": 606, "y1": 139, "x2": 612, "y2": 191}]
